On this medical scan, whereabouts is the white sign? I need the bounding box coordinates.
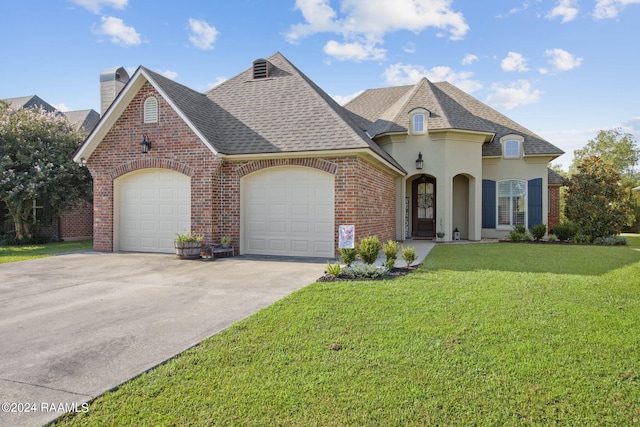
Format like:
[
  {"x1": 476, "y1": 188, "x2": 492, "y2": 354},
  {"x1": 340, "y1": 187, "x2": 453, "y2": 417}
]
[{"x1": 339, "y1": 225, "x2": 355, "y2": 249}]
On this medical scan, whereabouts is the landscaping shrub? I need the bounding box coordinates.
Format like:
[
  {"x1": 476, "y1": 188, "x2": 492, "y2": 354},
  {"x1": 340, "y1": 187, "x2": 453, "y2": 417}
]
[
  {"x1": 573, "y1": 232, "x2": 590, "y2": 243},
  {"x1": 530, "y1": 224, "x2": 547, "y2": 241},
  {"x1": 382, "y1": 240, "x2": 399, "y2": 269},
  {"x1": 401, "y1": 246, "x2": 417, "y2": 266},
  {"x1": 513, "y1": 224, "x2": 527, "y2": 234},
  {"x1": 358, "y1": 236, "x2": 382, "y2": 265},
  {"x1": 594, "y1": 235, "x2": 628, "y2": 246},
  {"x1": 547, "y1": 234, "x2": 558, "y2": 242},
  {"x1": 339, "y1": 248, "x2": 357, "y2": 267},
  {"x1": 343, "y1": 264, "x2": 389, "y2": 279},
  {"x1": 508, "y1": 229, "x2": 532, "y2": 242},
  {"x1": 551, "y1": 222, "x2": 578, "y2": 242},
  {"x1": 325, "y1": 262, "x2": 343, "y2": 277}
]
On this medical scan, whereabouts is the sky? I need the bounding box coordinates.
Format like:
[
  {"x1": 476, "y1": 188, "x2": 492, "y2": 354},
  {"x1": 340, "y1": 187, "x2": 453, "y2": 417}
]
[{"x1": 1, "y1": 0, "x2": 639, "y2": 170}]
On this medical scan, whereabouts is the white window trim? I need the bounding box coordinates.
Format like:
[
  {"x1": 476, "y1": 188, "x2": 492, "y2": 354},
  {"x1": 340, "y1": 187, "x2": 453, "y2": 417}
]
[
  {"x1": 496, "y1": 179, "x2": 527, "y2": 229},
  {"x1": 409, "y1": 108, "x2": 429, "y2": 135},
  {"x1": 144, "y1": 96, "x2": 158, "y2": 124},
  {"x1": 500, "y1": 134, "x2": 524, "y2": 159}
]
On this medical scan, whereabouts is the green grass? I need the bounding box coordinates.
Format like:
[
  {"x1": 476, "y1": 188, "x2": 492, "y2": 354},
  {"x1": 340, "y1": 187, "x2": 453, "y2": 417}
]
[
  {"x1": 0, "y1": 239, "x2": 93, "y2": 263},
  {"x1": 56, "y1": 236, "x2": 640, "y2": 426}
]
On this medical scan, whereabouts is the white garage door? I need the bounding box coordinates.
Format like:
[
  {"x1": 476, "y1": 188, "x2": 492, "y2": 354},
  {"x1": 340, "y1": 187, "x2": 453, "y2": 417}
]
[
  {"x1": 115, "y1": 169, "x2": 190, "y2": 253},
  {"x1": 243, "y1": 167, "x2": 334, "y2": 258}
]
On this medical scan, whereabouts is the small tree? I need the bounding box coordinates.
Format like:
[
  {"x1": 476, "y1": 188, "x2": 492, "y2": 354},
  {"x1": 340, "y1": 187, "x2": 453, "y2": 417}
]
[
  {"x1": 564, "y1": 155, "x2": 631, "y2": 241},
  {"x1": 0, "y1": 102, "x2": 92, "y2": 241}
]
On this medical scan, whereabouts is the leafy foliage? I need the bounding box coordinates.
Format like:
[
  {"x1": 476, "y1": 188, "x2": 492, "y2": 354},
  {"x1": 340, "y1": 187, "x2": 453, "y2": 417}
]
[
  {"x1": 401, "y1": 246, "x2": 416, "y2": 266},
  {"x1": 593, "y1": 235, "x2": 627, "y2": 246},
  {"x1": 551, "y1": 221, "x2": 578, "y2": 242},
  {"x1": 382, "y1": 240, "x2": 398, "y2": 269},
  {"x1": 571, "y1": 128, "x2": 639, "y2": 177},
  {"x1": 342, "y1": 264, "x2": 388, "y2": 279},
  {"x1": 324, "y1": 262, "x2": 342, "y2": 277},
  {"x1": 529, "y1": 223, "x2": 547, "y2": 241},
  {"x1": 357, "y1": 236, "x2": 381, "y2": 265},
  {"x1": 565, "y1": 155, "x2": 632, "y2": 241},
  {"x1": 174, "y1": 230, "x2": 204, "y2": 243},
  {"x1": 0, "y1": 101, "x2": 92, "y2": 241},
  {"x1": 339, "y1": 248, "x2": 357, "y2": 267}
]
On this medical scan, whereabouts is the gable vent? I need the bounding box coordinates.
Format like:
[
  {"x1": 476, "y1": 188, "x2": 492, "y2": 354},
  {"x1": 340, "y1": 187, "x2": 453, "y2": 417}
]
[{"x1": 253, "y1": 58, "x2": 273, "y2": 79}]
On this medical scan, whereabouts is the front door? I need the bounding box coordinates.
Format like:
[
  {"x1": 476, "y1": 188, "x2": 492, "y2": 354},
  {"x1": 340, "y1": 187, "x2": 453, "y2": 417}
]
[{"x1": 412, "y1": 176, "x2": 436, "y2": 238}]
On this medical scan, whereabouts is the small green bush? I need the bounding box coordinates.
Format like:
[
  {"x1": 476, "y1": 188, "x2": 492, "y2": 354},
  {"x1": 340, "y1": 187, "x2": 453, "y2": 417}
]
[
  {"x1": 513, "y1": 224, "x2": 527, "y2": 234},
  {"x1": 325, "y1": 262, "x2": 343, "y2": 277},
  {"x1": 175, "y1": 230, "x2": 204, "y2": 243},
  {"x1": 573, "y1": 232, "x2": 589, "y2": 243},
  {"x1": 530, "y1": 224, "x2": 547, "y2": 241},
  {"x1": 547, "y1": 234, "x2": 558, "y2": 242},
  {"x1": 343, "y1": 264, "x2": 389, "y2": 279},
  {"x1": 339, "y1": 248, "x2": 357, "y2": 267},
  {"x1": 401, "y1": 246, "x2": 417, "y2": 266},
  {"x1": 382, "y1": 240, "x2": 399, "y2": 269},
  {"x1": 552, "y1": 222, "x2": 578, "y2": 242},
  {"x1": 508, "y1": 231, "x2": 533, "y2": 242},
  {"x1": 358, "y1": 236, "x2": 382, "y2": 265}
]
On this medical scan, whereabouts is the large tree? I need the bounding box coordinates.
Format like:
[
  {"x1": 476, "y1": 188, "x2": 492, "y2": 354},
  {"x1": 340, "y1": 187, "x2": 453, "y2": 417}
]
[
  {"x1": 0, "y1": 101, "x2": 92, "y2": 241},
  {"x1": 565, "y1": 155, "x2": 631, "y2": 241},
  {"x1": 571, "y1": 128, "x2": 639, "y2": 177}
]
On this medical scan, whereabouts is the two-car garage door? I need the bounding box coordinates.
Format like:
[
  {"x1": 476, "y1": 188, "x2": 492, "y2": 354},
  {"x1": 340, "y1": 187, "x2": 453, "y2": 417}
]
[{"x1": 243, "y1": 167, "x2": 334, "y2": 258}]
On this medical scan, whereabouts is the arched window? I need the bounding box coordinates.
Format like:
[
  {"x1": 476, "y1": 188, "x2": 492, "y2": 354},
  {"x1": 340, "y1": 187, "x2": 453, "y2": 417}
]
[
  {"x1": 144, "y1": 96, "x2": 158, "y2": 123},
  {"x1": 409, "y1": 108, "x2": 428, "y2": 135}
]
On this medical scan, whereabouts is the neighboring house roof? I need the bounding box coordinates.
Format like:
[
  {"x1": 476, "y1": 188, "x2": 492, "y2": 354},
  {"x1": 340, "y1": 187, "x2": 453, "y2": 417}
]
[
  {"x1": 548, "y1": 168, "x2": 566, "y2": 185},
  {"x1": 63, "y1": 109, "x2": 101, "y2": 134},
  {"x1": 344, "y1": 79, "x2": 564, "y2": 158},
  {"x1": 2, "y1": 95, "x2": 99, "y2": 133}
]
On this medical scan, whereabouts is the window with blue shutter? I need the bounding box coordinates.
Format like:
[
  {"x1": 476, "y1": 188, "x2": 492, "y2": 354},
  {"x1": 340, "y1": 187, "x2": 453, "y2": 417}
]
[
  {"x1": 482, "y1": 180, "x2": 496, "y2": 229},
  {"x1": 528, "y1": 178, "x2": 543, "y2": 228}
]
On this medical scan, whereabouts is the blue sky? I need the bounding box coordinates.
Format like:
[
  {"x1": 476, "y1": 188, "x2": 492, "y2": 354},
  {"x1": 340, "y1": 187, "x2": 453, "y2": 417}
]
[{"x1": 2, "y1": 0, "x2": 639, "y2": 170}]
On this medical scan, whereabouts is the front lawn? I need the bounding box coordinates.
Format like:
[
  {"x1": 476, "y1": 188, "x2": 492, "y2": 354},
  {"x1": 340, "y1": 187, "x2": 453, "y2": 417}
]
[
  {"x1": 0, "y1": 239, "x2": 93, "y2": 264},
  {"x1": 57, "y1": 236, "x2": 640, "y2": 426}
]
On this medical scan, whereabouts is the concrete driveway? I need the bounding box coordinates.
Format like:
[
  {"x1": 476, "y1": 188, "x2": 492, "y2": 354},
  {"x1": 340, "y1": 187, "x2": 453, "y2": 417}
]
[{"x1": 0, "y1": 252, "x2": 325, "y2": 427}]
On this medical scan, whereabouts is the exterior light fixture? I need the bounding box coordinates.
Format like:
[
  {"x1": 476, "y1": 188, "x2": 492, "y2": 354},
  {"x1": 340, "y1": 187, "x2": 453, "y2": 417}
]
[
  {"x1": 140, "y1": 134, "x2": 151, "y2": 153},
  {"x1": 80, "y1": 157, "x2": 87, "y2": 167},
  {"x1": 415, "y1": 152, "x2": 424, "y2": 170}
]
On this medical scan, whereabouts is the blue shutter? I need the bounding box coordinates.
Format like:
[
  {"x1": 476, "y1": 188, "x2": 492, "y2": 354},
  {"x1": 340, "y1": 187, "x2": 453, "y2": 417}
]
[
  {"x1": 528, "y1": 178, "x2": 543, "y2": 228},
  {"x1": 482, "y1": 180, "x2": 496, "y2": 229}
]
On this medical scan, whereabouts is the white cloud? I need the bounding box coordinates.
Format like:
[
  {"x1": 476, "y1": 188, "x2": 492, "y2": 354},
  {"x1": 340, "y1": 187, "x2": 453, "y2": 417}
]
[
  {"x1": 593, "y1": 0, "x2": 640, "y2": 19},
  {"x1": 461, "y1": 53, "x2": 478, "y2": 65},
  {"x1": 53, "y1": 103, "x2": 69, "y2": 112},
  {"x1": 545, "y1": 48, "x2": 583, "y2": 71},
  {"x1": 286, "y1": 0, "x2": 469, "y2": 61},
  {"x1": 501, "y1": 52, "x2": 529, "y2": 72},
  {"x1": 68, "y1": 0, "x2": 127, "y2": 14},
  {"x1": 403, "y1": 42, "x2": 417, "y2": 54},
  {"x1": 205, "y1": 77, "x2": 228, "y2": 91},
  {"x1": 547, "y1": 0, "x2": 579, "y2": 22},
  {"x1": 332, "y1": 90, "x2": 364, "y2": 105},
  {"x1": 96, "y1": 16, "x2": 141, "y2": 46},
  {"x1": 485, "y1": 80, "x2": 542, "y2": 110},
  {"x1": 323, "y1": 40, "x2": 386, "y2": 61},
  {"x1": 383, "y1": 63, "x2": 482, "y2": 93},
  {"x1": 188, "y1": 18, "x2": 218, "y2": 50},
  {"x1": 158, "y1": 69, "x2": 178, "y2": 80}
]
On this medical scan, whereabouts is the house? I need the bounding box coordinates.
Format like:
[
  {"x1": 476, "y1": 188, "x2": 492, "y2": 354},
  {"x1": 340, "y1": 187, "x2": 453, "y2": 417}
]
[
  {"x1": 1, "y1": 95, "x2": 98, "y2": 241},
  {"x1": 74, "y1": 52, "x2": 564, "y2": 257}
]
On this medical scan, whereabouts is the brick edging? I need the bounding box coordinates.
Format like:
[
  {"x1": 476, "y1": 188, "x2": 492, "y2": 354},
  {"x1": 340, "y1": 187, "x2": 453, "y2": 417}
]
[{"x1": 108, "y1": 158, "x2": 194, "y2": 179}]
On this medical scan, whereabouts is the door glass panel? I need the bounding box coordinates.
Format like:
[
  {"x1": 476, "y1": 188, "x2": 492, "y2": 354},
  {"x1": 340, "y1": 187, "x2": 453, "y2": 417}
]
[{"x1": 417, "y1": 182, "x2": 434, "y2": 219}]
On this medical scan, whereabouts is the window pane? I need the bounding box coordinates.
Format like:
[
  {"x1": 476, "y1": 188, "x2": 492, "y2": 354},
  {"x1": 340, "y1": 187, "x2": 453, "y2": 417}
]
[
  {"x1": 497, "y1": 180, "x2": 526, "y2": 227},
  {"x1": 505, "y1": 140, "x2": 519, "y2": 157},
  {"x1": 413, "y1": 114, "x2": 424, "y2": 133}
]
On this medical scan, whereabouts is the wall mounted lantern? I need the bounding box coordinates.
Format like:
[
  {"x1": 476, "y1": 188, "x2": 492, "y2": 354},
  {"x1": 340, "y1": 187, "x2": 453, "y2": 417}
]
[
  {"x1": 80, "y1": 157, "x2": 87, "y2": 167},
  {"x1": 415, "y1": 152, "x2": 424, "y2": 170},
  {"x1": 140, "y1": 134, "x2": 151, "y2": 153}
]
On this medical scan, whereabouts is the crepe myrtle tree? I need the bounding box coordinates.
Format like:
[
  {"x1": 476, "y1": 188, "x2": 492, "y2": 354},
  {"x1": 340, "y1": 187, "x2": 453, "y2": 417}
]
[
  {"x1": 0, "y1": 101, "x2": 92, "y2": 241},
  {"x1": 565, "y1": 155, "x2": 631, "y2": 242}
]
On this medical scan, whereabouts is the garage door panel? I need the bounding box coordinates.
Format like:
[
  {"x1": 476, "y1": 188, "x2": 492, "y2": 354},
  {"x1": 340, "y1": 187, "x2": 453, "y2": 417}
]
[
  {"x1": 117, "y1": 169, "x2": 190, "y2": 253},
  {"x1": 244, "y1": 167, "x2": 334, "y2": 258}
]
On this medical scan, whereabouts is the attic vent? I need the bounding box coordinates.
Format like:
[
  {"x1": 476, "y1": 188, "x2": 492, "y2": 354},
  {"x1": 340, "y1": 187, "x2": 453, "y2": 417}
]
[
  {"x1": 144, "y1": 96, "x2": 158, "y2": 123},
  {"x1": 253, "y1": 59, "x2": 273, "y2": 79}
]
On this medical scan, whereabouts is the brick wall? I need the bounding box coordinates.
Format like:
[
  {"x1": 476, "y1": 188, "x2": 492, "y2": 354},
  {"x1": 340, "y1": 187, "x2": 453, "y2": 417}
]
[
  {"x1": 548, "y1": 185, "x2": 561, "y2": 231},
  {"x1": 88, "y1": 82, "x2": 221, "y2": 251},
  {"x1": 60, "y1": 201, "x2": 94, "y2": 240}
]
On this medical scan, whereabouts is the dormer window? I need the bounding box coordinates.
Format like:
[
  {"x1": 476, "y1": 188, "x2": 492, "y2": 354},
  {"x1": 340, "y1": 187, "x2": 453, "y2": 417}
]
[
  {"x1": 144, "y1": 96, "x2": 158, "y2": 123},
  {"x1": 409, "y1": 108, "x2": 429, "y2": 135},
  {"x1": 500, "y1": 134, "x2": 524, "y2": 159}
]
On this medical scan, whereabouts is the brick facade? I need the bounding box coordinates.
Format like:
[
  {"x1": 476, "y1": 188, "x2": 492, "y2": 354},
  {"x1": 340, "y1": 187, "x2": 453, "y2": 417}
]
[
  {"x1": 86, "y1": 83, "x2": 398, "y2": 256},
  {"x1": 548, "y1": 185, "x2": 561, "y2": 231}
]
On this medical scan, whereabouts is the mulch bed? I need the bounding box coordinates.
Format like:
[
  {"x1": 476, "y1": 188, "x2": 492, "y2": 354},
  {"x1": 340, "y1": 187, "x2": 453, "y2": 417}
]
[{"x1": 317, "y1": 266, "x2": 419, "y2": 282}]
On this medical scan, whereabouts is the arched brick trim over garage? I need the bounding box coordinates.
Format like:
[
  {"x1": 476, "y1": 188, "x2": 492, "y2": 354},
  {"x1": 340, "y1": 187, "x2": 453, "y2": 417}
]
[
  {"x1": 108, "y1": 158, "x2": 194, "y2": 180},
  {"x1": 236, "y1": 158, "x2": 338, "y2": 177}
]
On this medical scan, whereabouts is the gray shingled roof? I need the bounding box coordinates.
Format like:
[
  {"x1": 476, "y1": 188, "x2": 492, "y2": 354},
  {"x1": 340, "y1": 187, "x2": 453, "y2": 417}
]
[
  {"x1": 3, "y1": 95, "x2": 57, "y2": 112},
  {"x1": 64, "y1": 109, "x2": 100, "y2": 133},
  {"x1": 344, "y1": 79, "x2": 564, "y2": 158},
  {"x1": 548, "y1": 168, "x2": 566, "y2": 185}
]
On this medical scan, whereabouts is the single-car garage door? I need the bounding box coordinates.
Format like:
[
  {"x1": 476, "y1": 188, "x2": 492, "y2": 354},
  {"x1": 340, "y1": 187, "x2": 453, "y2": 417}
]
[
  {"x1": 115, "y1": 169, "x2": 190, "y2": 253},
  {"x1": 243, "y1": 167, "x2": 334, "y2": 258}
]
